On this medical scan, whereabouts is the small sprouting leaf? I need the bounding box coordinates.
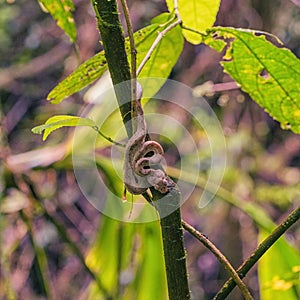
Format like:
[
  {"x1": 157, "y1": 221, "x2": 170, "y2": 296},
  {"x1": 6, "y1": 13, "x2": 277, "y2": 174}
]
[
  {"x1": 39, "y1": 0, "x2": 76, "y2": 43},
  {"x1": 166, "y1": 0, "x2": 221, "y2": 44},
  {"x1": 32, "y1": 115, "x2": 96, "y2": 140},
  {"x1": 48, "y1": 52, "x2": 108, "y2": 104},
  {"x1": 204, "y1": 27, "x2": 300, "y2": 133}
]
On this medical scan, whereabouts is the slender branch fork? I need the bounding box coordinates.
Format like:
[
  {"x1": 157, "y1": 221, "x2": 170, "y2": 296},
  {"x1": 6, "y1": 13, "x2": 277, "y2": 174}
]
[
  {"x1": 214, "y1": 205, "x2": 300, "y2": 299},
  {"x1": 137, "y1": 0, "x2": 182, "y2": 75},
  {"x1": 183, "y1": 205, "x2": 300, "y2": 299},
  {"x1": 120, "y1": 0, "x2": 182, "y2": 123},
  {"x1": 120, "y1": 0, "x2": 182, "y2": 87},
  {"x1": 182, "y1": 220, "x2": 253, "y2": 300}
]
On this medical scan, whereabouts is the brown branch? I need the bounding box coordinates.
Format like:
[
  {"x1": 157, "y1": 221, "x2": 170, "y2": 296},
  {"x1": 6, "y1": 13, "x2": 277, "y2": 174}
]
[
  {"x1": 91, "y1": 2, "x2": 190, "y2": 298},
  {"x1": 214, "y1": 205, "x2": 300, "y2": 299},
  {"x1": 182, "y1": 220, "x2": 253, "y2": 300}
]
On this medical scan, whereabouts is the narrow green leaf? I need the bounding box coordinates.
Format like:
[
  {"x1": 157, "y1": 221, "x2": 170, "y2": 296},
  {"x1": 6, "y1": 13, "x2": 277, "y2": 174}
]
[
  {"x1": 132, "y1": 222, "x2": 167, "y2": 300},
  {"x1": 39, "y1": 0, "x2": 76, "y2": 43},
  {"x1": 258, "y1": 230, "x2": 300, "y2": 300},
  {"x1": 32, "y1": 115, "x2": 96, "y2": 140},
  {"x1": 166, "y1": 0, "x2": 221, "y2": 44},
  {"x1": 47, "y1": 13, "x2": 183, "y2": 104},
  {"x1": 47, "y1": 52, "x2": 108, "y2": 104},
  {"x1": 86, "y1": 216, "x2": 166, "y2": 299},
  {"x1": 86, "y1": 217, "x2": 129, "y2": 297},
  {"x1": 47, "y1": 24, "x2": 160, "y2": 104},
  {"x1": 204, "y1": 27, "x2": 300, "y2": 133}
]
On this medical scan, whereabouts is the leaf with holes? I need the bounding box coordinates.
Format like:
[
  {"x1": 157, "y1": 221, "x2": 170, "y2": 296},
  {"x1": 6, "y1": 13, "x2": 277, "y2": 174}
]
[
  {"x1": 166, "y1": 0, "x2": 221, "y2": 44},
  {"x1": 32, "y1": 115, "x2": 96, "y2": 140},
  {"x1": 204, "y1": 27, "x2": 300, "y2": 133},
  {"x1": 39, "y1": 0, "x2": 76, "y2": 43}
]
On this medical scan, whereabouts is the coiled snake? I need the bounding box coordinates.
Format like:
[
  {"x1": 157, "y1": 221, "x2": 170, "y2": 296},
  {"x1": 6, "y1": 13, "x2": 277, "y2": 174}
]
[{"x1": 123, "y1": 83, "x2": 169, "y2": 195}]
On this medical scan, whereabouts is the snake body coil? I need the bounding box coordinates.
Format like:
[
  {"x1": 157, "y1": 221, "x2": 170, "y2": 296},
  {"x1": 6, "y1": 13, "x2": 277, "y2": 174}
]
[{"x1": 123, "y1": 83, "x2": 169, "y2": 195}]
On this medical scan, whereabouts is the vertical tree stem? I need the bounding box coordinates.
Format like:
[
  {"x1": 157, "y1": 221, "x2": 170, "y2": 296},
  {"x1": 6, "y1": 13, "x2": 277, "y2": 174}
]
[
  {"x1": 92, "y1": 1, "x2": 190, "y2": 299},
  {"x1": 155, "y1": 188, "x2": 190, "y2": 300},
  {"x1": 92, "y1": 0, "x2": 133, "y2": 136}
]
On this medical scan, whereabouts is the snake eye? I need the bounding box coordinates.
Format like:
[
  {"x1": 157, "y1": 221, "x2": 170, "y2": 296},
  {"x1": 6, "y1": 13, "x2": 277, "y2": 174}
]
[{"x1": 144, "y1": 150, "x2": 155, "y2": 157}]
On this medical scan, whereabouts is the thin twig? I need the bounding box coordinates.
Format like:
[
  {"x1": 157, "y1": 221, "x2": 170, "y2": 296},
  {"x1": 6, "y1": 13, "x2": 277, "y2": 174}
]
[
  {"x1": 136, "y1": 0, "x2": 181, "y2": 76},
  {"x1": 182, "y1": 220, "x2": 253, "y2": 300},
  {"x1": 119, "y1": 0, "x2": 139, "y2": 132},
  {"x1": 93, "y1": 126, "x2": 125, "y2": 147},
  {"x1": 181, "y1": 25, "x2": 203, "y2": 36},
  {"x1": 214, "y1": 205, "x2": 300, "y2": 299},
  {"x1": 136, "y1": 0, "x2": 182, "y2": 76},
  {"x1": 120, "y1": 0, "x2": 136, "y2": 79},
  {"x1": 136, "y1": 19, "x2": 182, "y2": 76},
  {"x1": 173, "y1": 0, "x2": 181, "y2": 20}
]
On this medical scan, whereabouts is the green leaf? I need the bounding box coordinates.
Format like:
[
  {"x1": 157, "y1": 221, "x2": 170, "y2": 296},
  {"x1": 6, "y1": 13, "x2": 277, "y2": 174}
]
[
  {"x1": 166, "y1": 0, "x2": 221, "y2": 44},
  {"x1": 86, "y1": 218, "x2": 132, "y2": 296},
  {"x1": 86, "y1": 216, "x2": 166, "y2": 299},
  {"x1": 258, "y1": 230, "x2": 300, "y2": 300},
  {"x1": 39, "y1": 0, "x2": 76, "y2": 43},
  {"x1": 32, "y1": 115, "x2": 96, "y2": 140},
  {"x1": 204, "y1": 27, "x2": 300, "y2": 133},
  {"x1": 47, "y1": 24, "x2": 159, "y2": 104},
  {"x1": 48, "y1": 13, "x2": 184, "y2": 104},
  {"x1": 132, "y1": 222, "x2": 167, "y2": 300},
  {"x1": 137, "y1": 13, "x2": 184, "y2": 96},
  {"x1": 47, "y1": 51, "x2": 108, "y2": 104}
]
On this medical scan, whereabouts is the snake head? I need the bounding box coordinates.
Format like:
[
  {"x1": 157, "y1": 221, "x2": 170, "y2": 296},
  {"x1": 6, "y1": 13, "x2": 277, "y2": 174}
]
[{"x1": 147, "y1": 169, "x2": 169, "y2": 194}]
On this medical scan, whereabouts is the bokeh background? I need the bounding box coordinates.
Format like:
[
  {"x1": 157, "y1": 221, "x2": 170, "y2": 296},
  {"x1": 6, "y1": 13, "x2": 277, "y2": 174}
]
[{"x1": 1, "y1": 0, "x2": 300, "y2": 299}]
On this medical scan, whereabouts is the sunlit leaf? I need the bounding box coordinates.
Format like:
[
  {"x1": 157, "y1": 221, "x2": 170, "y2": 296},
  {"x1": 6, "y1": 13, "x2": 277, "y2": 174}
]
[
  {"x1": 137, "y1": 13, "x2": 184, "y2": 96},
  {"x1": 39, "y1": 0, "x2": 76, "y2": 43},
  {"x1": 166, "y1": 0, "x2": 221, "y2": 44},
  {"x1": 86, "y1": 217, "x2": 129, "y2": 297},
  {"x1": 48, "y1": 13, "x2": 183, "y2": 104},
  {"x1": 32, "y1": 115, "x2": 96, "y2": 140},
  {"x1": 47, "y1": 52, "x2": 108, "y2": 104},
  {"x1": 204, "y1": 27, "x2": 300, "y2": 133},
  {"x1": 132, "y1": 222, "x2": 167, "y2": 300},
  {"x1": 48, "y1": 24, "x2": 159, "y2": 104},
  {"x1": 258, "y1": 230, "x2": 300, "y2": 300},
  {"x1": 86, "y1": 215, "x2": 167, "y2": 299}
]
